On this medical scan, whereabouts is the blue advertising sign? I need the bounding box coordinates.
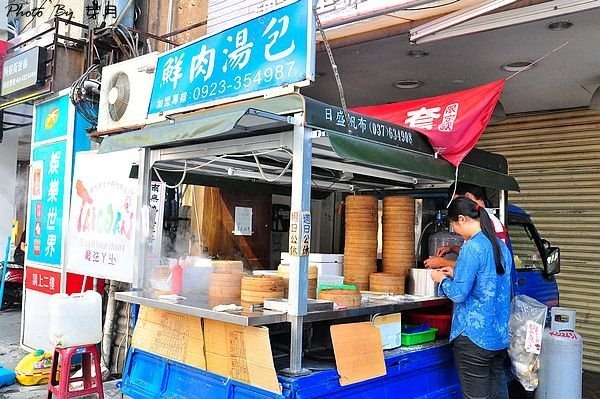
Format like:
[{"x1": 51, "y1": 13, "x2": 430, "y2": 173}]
[
  {"x1": 149, "y1": 0, "x2": 313, "y2": 115},
  {"x1": 28, "y1": 140, "x2": 67, "y2": 267},
  {"x1": 33, "y1": 94, "x2": 69, "y2": 143}
]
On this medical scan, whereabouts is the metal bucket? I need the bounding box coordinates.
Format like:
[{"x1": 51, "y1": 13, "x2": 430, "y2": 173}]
[{"x1": 406, "y1": 269, "x2": 440, "y2": 297}]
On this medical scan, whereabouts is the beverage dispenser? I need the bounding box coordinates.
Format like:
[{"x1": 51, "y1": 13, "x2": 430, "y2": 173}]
[{"x1": 427, "y1": 210, "x2": 464, "y2": 259}]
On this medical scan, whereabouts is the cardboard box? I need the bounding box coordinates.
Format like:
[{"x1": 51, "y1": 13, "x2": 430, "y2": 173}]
[
  {"x1": 131, "y1": 306, "x2": 206, "y2": 370},
  {"x1": 372, "y1": 313, "x2": 402, "y2": 350},
  {"x1": 330, "y1": 322, "x2": 386, "y2": 386},
  {"x1": 204, "y1": 319, "x2": 281, "y2": 394}
]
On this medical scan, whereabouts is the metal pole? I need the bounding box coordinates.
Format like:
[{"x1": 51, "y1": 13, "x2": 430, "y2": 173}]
[
  {"x1": 499, "y1": 189, "x2": 507, "y2": 225},
  {"x1": 283, "y1": 113, "x2": 311, "y2": 376},
  {"x1": 288, "y1": 316, "x2": 306, "y2": 375},
  {"x1": 165, "y1": 0, "x2": 174, "y2": 51},
  {"x1": 133, "y1": 148, "x2": 152, "y2": 289}
]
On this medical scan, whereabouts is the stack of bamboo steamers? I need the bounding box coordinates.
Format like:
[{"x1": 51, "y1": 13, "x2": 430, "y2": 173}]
[
  {"x1": 208, "y1": 260, "x2": 245, "y2": 307},
  {"x1": 343, "y1": 195, "x2": 414, "y2": 294}
]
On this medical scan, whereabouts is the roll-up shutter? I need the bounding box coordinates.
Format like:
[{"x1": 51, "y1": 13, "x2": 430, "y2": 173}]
[{"x1": 478, "y1": 109, "x2": 600, "y2": 373}]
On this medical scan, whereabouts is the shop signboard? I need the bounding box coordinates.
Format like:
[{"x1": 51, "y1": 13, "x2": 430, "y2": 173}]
[
  {"x1": 1, "y1": 46, "x2": 47, "y2": 97},
  {"x1": 304, "y1": 98, "x2": 430, "y2": 154},
  {"x1": 148, "y1": 0, "x2": 314, "y2": 116},
  {"x1": 33, "y1": 95, "x2": 70, "y2": 142},
  {"x1": 28, "y1": 140, "x2": 68, "y2": 267},
  {"x1": 27, "y1": 94, "x2": 73, "y2": 268},
  {"x1": 23, "y1": 90, "x2": 92, "y2": 351}
]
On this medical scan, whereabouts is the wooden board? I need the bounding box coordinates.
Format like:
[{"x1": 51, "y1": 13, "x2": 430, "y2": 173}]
[
  {"x1": 330, "y1": 322, "x2": 386, "y2": 386},
  {"x1": 204, "y1": 319, "x2": 281, "y2": 394},
  {"x1": 131, "y1": 306, "x2": 206, "y2": 370}
]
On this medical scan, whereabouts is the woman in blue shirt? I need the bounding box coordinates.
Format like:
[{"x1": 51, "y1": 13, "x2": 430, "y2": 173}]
[{"x1": 431, "y1": 197, "x2": 512, "y2": 399}]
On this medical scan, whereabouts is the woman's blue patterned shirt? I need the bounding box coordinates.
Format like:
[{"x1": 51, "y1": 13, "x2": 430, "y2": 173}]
[{"x1": 438, "y1": 231, "x2": 513, "y2": 351}]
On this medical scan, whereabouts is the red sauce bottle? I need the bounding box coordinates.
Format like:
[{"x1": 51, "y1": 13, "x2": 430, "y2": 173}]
[{"x1": 171, "y1": 261, "x2": 184, "y2": 295}]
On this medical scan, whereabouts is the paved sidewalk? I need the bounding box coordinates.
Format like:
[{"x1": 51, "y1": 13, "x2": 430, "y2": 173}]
[{"x1": 0, "y1": 308, "x2": 123, "y2": 399}]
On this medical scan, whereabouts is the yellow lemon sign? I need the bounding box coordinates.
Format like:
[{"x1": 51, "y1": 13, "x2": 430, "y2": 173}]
[{"x1": 45, "y1": 107, "x2": 60, "y2": 130}]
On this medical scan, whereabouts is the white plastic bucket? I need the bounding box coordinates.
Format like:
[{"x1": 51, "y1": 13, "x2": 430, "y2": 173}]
[{"x1": 48, "y1": 291, "x2": 102, "y2": 347}]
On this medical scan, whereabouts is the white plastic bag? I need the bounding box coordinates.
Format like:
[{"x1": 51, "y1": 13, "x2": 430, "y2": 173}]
[{"x1": 508, "y1": 295, "x2": 547, "y2": 391}]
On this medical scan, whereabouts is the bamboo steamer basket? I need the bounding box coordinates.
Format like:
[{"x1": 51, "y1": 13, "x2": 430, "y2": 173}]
[
  {"x1": 277, "y1": 264, "x2": 318, "y2": 299},
  {"x1": 382, "y1": 254, "x2": 415, "y2": 273},
  {"x1": 212, "y1": 260, "x2": 244, "y2": 274},
  {"x1": 344, "y1": 229, "x2": 378, "y2": 237},
  {"x1": 383, "y1": 195, "x2": 415, "y2": 208},
  {"x1": 240, "y1": 275, "x2": 285, "y2": 306},
  {"x1": 318, "y1": 289, "x2": 361, "y2": 308},
  {"x1": 382, "y1": 249, "x2": 415, "y2": 258},
  {"x1": 380, "y1": 264, "x2": 412, "y2": 276},
  {"x1": 210, "y1": 272, "x2": 244, "y2": 287},
  {"x1": 345, "y1": 195, "x2": 379, "y2": 206},
  {"x1": 208, "y1": 272, "x2": 244, "y2": 298},
  {"x1": 382, "y1": 196, "x2": 415, "y2": 274},
  {"x1": 341, "y1": 280, "x2": 369, "y2": 291},
  {"x1": 382, "y1": 223, "x2": 414, "y2": 233},
  {"x1": 369, "y1": 272, "x2": 406, "y2": 294},
  {"x1": 344, "y1": 195, "x2": 378, "y2": 292}
]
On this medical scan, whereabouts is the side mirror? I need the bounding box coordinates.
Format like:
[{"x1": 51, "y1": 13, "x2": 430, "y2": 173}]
[{"x1": 545, "y1": 246, "x2": 560, "y2": 275}]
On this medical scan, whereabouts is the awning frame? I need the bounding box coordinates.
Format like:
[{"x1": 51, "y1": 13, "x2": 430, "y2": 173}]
[{"x1": 101, "y1": 93, "x2": 519, "y2": 192}]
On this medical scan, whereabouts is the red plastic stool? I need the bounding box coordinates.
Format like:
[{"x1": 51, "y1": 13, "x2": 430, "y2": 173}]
[{"x1": 46, "y1": 344, "x2": 104, "y2": 399}]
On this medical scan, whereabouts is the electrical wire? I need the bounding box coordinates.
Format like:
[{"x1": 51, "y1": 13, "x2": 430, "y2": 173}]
[
  {"x1": 153, "y1": 154, "x2": 228, "y2": 173},
  {"x1": 154, "y1": 160, "x2": 188, "y2": 189},
  {"x1": 152, "y1": 148, "x2": 293, "y2": 173},
  {"x1": 253, "y1": 153, "x2": 293, "y2": 183},
  {"x1": 151, "y1": 147, "x2": 294, "y2": 187},
  {"x1": 69, "y1": 63, "x2": 101, "y2": 125},
  {"x1": 313, "y1": 3, "x2": 351, "y2": 134},
  {"x1": 95, "y1": 24, "x2": 140, "y2": 59}
]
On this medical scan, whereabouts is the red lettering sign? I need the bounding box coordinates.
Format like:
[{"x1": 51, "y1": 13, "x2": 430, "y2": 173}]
[{"x1": 25, "y1": 266, "x2": 61, "y2": 295}]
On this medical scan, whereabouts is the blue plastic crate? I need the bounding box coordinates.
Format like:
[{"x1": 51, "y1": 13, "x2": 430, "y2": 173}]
[
  {"x1": 0, "y1": 366, "x2": 16, "y2": 387},
  {"x1": 121, "y1": 344, "x2": 461, "y2": 399},
  {"x1": 121, "y1": 348, "x2": 283, "y2": 399}
]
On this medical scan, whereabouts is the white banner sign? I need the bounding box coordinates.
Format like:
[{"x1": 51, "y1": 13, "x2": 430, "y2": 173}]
[{"x1": 65, "y1": 150, "x2": 139, "y2": 283}]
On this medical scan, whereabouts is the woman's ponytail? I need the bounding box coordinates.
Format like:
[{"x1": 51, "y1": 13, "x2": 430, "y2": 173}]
[{"x1": 447, "y1": 197, "x2": 505, "y2": 275}]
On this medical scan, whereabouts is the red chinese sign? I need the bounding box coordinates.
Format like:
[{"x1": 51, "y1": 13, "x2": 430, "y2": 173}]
[
  {"x1": 25, "y1": 266, "x2": 61, "y2": 295},
  {"x1": 352, "y1": 80, "x2": 505, "y2": 167}
]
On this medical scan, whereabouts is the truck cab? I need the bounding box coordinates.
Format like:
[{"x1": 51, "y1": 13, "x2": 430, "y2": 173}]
[{"x1": 507, "y1": 204, "x2": 560, "y2": 308}]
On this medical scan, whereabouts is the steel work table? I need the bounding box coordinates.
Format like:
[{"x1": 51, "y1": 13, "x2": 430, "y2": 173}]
[{"x1": 115, "y1": 290, "x2": 449, "y2": 326}]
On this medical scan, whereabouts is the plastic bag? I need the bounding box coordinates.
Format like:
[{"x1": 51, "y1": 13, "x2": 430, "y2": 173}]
[{"x1": 508, "y1": 295, "x2": 548, "y2": 391}]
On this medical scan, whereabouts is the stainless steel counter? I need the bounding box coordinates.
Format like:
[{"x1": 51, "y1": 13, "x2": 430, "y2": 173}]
[
  {"x1": 303, "y1": 295, "x2": 449, "y2": 323},
  {"x1": 115, "y1": 291, "x2": 288, "y2": 326},
  {"x1": 116, "y1": 291, "x2": 449, "y2": 326}
]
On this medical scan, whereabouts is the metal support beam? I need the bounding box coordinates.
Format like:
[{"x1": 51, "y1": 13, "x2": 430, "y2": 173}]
[
  {"x1": 285, "y1": 113, "x2": 312, "y2": 375},
  {"x1": 133, "y1": 148, "x2": 152, "y2": 289}
]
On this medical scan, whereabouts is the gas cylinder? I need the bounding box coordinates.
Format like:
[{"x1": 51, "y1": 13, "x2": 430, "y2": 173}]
[{"x1": 535, "y1": 307, "x2": 582, "y2": 399}]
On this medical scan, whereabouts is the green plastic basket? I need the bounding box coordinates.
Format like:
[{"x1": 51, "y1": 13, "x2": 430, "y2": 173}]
[{"x1": 401, "y1": 325, "x2": 438, "y2": 346}]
